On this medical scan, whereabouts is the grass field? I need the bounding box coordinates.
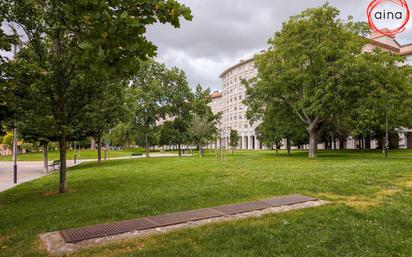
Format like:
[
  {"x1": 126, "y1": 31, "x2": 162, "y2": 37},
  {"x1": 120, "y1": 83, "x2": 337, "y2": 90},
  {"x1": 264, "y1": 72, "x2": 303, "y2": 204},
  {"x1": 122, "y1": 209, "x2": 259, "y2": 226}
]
[
  {"x1": 0, "y1": 150, "x2": 412, "y2": 257},
  {"x1": 0, "y1": 149, "x2": 146, "y2": 161}
]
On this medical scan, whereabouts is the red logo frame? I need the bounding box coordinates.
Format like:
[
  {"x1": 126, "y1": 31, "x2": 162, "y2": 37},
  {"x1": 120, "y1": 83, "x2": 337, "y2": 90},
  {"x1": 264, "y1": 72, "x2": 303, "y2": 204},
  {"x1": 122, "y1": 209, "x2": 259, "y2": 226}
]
[{"x1": 367, "y1": 0, "x2": 410, "y2": 36}]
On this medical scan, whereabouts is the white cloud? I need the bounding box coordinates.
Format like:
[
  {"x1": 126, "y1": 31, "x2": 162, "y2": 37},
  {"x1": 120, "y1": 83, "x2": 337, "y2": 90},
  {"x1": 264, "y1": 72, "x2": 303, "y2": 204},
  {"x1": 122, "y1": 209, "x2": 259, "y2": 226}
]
[{"x1": 146, "y1": 0, "x2": 412, "y2": 90}]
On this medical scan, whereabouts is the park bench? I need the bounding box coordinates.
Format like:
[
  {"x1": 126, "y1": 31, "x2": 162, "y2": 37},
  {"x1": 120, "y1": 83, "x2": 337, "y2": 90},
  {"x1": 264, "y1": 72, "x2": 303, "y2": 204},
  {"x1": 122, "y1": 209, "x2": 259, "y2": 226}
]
[{"x1": 48, "y1": 160, "x2": 60, "y2": 171}]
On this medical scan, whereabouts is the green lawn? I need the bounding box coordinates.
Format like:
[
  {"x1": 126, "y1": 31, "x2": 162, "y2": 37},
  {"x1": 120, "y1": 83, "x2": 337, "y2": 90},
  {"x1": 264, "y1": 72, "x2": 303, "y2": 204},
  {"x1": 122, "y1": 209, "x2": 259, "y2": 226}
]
[
  {"x1": 0, "y1": 150, "x2": 412, "y2": 257},
  {"x1": 0, "y1": 149, "x2": 145, "y2": 161}
]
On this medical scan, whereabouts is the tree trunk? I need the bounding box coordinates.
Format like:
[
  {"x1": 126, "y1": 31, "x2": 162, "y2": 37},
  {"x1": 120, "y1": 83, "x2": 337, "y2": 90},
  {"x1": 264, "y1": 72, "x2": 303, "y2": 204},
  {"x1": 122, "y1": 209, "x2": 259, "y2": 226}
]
[
  {"x1": 97, "y1": 138, "x2": 102, "y2": 163},
  {"x1": 58, "y1": 137, "x2": 67, "y2": 193},
  {"x1": 42, "y1": 143, "x2": 48, "y2": 173},
  {"x1": 199, "y1": 144, "x2": 204, "y2": 157},
  {"x1": 308, "y1": 127, "x2": 318, "y2": 158},
  {"x1": 275, "y1": 144, "x2": 279, "y2": 155},
  {"x1": 178, "y1": 142, "x2": 182, "y2": 157},
  {"x1": 286, "y1": 138, "x2": 291, "y2": 156},
  {"x1": 145, "y1": 134, "x2": 150, "y2": 158}
]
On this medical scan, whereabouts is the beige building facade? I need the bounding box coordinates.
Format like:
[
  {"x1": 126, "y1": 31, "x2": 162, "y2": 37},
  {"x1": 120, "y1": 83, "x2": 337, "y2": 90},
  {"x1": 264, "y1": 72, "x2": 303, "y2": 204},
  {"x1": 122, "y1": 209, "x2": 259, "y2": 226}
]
[{"x1": 209, "y1": 32, "x2": 412, "y2": 150}]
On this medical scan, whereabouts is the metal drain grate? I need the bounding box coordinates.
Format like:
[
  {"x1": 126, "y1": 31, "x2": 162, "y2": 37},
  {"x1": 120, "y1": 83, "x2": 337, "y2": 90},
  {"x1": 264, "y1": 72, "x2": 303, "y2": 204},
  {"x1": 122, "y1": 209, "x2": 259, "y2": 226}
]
[
  {"x1": 59, "y1": 194, "x2": 318, "y2": 243},
  {"x1": 211, "y1": 201, "x2": 272, "y2": 215},
  {"x1": 145, "y1": 208, "x2": 224, "y2": 226},
  {"x1": 259, "y1": 194, "x2": 317, "y2": 207},
  {"x1": 60, "y1": 218, "x2": 157, "y2": 243}
]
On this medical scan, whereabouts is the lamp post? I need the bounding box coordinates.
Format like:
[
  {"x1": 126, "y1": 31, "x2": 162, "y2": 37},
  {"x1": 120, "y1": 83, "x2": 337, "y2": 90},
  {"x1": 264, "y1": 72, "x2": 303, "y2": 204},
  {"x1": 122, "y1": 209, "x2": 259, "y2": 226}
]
[
  {"x1": 11, "y1": 34, "x2": 18, "y2": 183},
  {"x1": 384, "y1": 109, "x2": 389, "y2": 158},
  {"x1": 74, "y1": 141, "x2": 77, "y2": 164},
  {"x1": 12, "y1": 127, "x2": 17, "y2": 184}
]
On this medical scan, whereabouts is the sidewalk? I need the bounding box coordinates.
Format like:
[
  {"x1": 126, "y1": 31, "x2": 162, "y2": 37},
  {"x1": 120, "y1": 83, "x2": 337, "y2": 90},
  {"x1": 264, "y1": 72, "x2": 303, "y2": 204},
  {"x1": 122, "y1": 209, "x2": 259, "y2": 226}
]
[
  {"x1": 0, "y1": 160, "x2": 79, "y2": 192},
  {"x1": 0, "y1": 153, "x2": 186, "y2": 192}
]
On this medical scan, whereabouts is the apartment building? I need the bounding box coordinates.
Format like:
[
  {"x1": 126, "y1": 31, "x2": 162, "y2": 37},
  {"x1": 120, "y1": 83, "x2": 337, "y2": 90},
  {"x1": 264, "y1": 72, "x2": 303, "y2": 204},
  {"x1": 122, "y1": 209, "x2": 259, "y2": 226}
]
[{"x1": 209, "y1": 32, "x2": 412, "y2": 150}]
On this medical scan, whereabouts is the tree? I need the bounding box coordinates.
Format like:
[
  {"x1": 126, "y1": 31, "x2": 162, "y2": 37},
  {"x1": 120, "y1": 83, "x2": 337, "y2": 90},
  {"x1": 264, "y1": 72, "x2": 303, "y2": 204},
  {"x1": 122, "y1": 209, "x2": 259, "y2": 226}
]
[
  {"x1": 1, "y1": 131, "x2": 13, "y2": 150},
  {"x1": 85, "y1": 81, "x2": 126, "y2": 163},
  {"x1": 159, "y1": 121, "x2": 178, "y2": 149},
  {"x1": 229, "y1": 129, "x2": 240, "y2": 154},
  {"x1": 189, "y1": 84, "x2": 220, "y2": 157},
  {"x1": 164, "y1": 67, "x2": 193, "y2": 156},
  {"x1": 127, "y1": 61, "x2": 168, "y2": 157},
  {"x1": 134, "y1": 128, "x2": 159, "y2": 152},
  {"x1": 2, "y1": 0, "x2": 192, "y2": 192},
  {"x1": 0, "y1": 18, "x2": 18, "y2": 134},
  {"x1": 252, "y1": 5, "x2": 368, "y2": 158},
  {"x1": 344, "y1": 49, "x2": 412, "y2": 155},
  {"x1": 190, "y1": 114, "x2": 217, "y2": 157},
  {"x1": 244, "y1": 79, "x2": 308, "y2": 156},
  {"x1": 105, "y1": 122, "x2": 135, "y2": 148},
  {"x1": 2, "y1": 45, "x2": 57, "y2": 172}
]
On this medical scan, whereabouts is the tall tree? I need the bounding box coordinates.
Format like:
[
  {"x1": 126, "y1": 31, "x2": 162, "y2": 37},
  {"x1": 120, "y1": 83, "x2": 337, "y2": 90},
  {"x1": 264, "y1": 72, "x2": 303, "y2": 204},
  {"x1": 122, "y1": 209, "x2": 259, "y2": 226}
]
[
  {"x1": 229, "y1": 129, "x2": 240, "y2": 155},
  {"x1": 128, "y1": 61, "x2": 168, "y2": 158},
  {"x1": 159, "y1": 121, "x2": 178, "y2": 149},
  {"x1": 164, "y1": 67, "x2": 193, "y2": 156},
  {"x1": 2, "y1": 0, "x2": 192, "y2": 192},
  {"x1": 344, "y1": 49, "x2": 412, "y2": 155},
  {"x1": 85, "y1": 80, "x2": 126, "y2": 163},
  {"x1": 252, "y1": 5, "x2": 368, "y2": 158},
  {"x1": 189, "y1": 84, "x2": 220, "y2": 156},
  {"x1": 0, "y1": 21, "x2": 18, "y2": 133},
  {"x1": 244, "y1": 80, "x2": 307, "y2": 156},
  {"x1": 189, "y1": 114, "x2": 217, "y2": 157}
]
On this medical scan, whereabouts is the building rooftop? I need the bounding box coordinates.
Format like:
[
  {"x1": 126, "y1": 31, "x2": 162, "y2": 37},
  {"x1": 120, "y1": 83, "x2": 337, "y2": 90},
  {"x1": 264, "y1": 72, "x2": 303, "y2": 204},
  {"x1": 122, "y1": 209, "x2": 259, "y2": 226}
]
[
  {"x1": 219, "y1": 32, "x2": 412, "y2": 79},
  {"x1": 210, "y1": 91, "x2": 222, "y2": 99},
  {"x1": 219, "y1": 57, "x2": 255, "y2": 79}
]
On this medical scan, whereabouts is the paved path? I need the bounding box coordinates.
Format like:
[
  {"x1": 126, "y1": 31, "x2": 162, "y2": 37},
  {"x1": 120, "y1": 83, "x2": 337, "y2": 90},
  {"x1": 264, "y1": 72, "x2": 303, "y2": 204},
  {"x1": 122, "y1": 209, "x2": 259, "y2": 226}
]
[
  {"x1": 0, "y1": 153, "x2": 185, "y2": 193},
  {"x1": 0, "y1": 160, "x2": 80, "y2": 192}
]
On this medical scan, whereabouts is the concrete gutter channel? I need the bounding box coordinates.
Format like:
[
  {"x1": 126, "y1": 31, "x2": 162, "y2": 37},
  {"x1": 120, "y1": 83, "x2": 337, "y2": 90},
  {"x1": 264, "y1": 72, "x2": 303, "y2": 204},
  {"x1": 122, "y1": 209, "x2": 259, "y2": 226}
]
[{"x1": 39, "y1": 195, "x2": 329, "y2": 255}]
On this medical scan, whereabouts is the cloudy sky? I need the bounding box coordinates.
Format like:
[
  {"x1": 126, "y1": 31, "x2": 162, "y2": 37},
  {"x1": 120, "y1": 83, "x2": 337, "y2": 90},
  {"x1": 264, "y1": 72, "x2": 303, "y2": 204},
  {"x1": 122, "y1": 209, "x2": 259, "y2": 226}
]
[{"x1": 146, "y1": 0, "x2": 412, "y2": 91}]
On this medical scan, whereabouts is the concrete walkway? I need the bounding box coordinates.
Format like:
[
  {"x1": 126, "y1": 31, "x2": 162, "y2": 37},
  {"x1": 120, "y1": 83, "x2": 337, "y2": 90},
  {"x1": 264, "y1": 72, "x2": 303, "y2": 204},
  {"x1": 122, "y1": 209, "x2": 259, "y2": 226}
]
[
  {"x1": 0, "y1": 153, "x2": 185, "y2": 192},
  {"x1": 0, "y1": 160, "x2": 80, "y2": 192}
]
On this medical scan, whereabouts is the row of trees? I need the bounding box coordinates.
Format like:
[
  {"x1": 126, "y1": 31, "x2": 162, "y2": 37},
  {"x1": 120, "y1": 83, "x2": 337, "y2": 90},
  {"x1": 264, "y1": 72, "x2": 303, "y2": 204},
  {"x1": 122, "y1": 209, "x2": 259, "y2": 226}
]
[
  {"x1": 244, "y1": 5, "x2": 412, "y2": 158},
  {"x1": 108, "y1": 62, "x2": 220, "y2": 158},
  {"x1": 0, "y1": 0, "x2": 193, "y2": 193}
]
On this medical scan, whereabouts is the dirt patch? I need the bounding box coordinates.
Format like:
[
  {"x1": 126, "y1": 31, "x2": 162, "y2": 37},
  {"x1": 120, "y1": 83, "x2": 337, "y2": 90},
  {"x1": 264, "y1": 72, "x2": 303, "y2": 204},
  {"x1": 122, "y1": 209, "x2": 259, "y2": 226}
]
[
  {"x1": 345, "y1": 196, "x2": 379, "y2": 209},
  {"x1": 0, "y1": 235, "x2": 7, "y2": 242},
  {"x1": 317, "y1": 188, "x2": 402, "y2": 209},
  {"x1": 396, "y1": 174, "x2": 412, "y2": 189},
  {"x1": 375, "y1": 189, "x2": 401, "y2": 197}
]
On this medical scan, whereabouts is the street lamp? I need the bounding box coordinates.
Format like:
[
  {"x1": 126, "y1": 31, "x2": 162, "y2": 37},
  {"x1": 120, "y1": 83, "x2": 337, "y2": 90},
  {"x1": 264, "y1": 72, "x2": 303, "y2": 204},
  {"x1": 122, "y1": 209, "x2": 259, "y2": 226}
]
[
  {"x1": 12, "y1": 127, "x2": 17, "y2": 184},
  {"x1": 384, "y1": 109, "x2": 389, "y2": 158},
  {"x1": 74, "y1": 141, "x2": 77, "y2": 164}
]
